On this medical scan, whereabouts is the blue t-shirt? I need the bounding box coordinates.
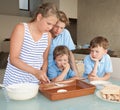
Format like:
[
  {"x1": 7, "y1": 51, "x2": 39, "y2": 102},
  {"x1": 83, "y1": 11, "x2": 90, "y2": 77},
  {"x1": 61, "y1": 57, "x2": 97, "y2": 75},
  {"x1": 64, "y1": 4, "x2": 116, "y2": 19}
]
[
  {"x1": 48, "y1": 29, "x2": 75, "y2": 67},
  {"x1": 83, "y1": 54, "x2": 113, "y2": 78},
  {"x1": 47, "y1": 61, "x2": 76, "y2": 80}
]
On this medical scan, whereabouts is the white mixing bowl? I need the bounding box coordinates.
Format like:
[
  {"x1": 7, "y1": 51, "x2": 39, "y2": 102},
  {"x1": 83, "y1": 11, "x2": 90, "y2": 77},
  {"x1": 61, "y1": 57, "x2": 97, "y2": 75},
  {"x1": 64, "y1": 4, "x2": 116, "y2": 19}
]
[{"x1": 6, "y1": 83, "x2": 39, "y2": 100}]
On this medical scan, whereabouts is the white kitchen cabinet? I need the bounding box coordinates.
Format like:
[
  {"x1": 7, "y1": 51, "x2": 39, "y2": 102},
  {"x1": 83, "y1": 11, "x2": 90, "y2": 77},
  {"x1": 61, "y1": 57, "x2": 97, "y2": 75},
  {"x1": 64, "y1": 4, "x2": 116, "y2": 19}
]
[
  {"x1": 59, "y1": 0, "x2": 77, "y2": 18},
  {"x1": 43, "y1": 0, "x2": 78, "y2": 18}
]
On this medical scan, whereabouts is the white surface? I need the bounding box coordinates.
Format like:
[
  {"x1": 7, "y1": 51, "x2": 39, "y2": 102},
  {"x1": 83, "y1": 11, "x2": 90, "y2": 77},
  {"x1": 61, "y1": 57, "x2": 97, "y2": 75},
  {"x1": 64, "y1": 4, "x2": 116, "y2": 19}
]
[
  {"x1": 6, "y1": 83, "x2": 39, "y2": 100},
  {"x1": 96, "y1": 90, "x2": 120, "y2": 103},
  {"x1": 111, "y1": 57, "x2": 120, "y2": 79}
]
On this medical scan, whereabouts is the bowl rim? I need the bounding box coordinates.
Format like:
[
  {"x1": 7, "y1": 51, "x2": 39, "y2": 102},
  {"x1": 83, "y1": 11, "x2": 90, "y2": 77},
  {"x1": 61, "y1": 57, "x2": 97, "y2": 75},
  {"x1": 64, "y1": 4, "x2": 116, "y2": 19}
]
[{"x1": 6, "y1": 83, "x2": 39, "y2": 92}]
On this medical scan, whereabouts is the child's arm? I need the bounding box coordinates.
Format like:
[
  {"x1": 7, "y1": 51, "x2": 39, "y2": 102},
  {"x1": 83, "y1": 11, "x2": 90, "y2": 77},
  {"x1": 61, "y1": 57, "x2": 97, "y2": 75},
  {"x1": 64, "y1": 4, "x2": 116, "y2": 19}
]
[
  {"x1": 90, "y1": 73, "x2": 110, "y2": 81},
  {"x1": 68, "y1": 76, "x2": 79, "y2": 80},
  {"x1": 88, "y1": 55, "x2": 111, "y2": 81},
  {"x1": 100, "y1": 73, "x2": 111, "y2": 80},
  {"x1": 51, "y1": 63, "x2": 70, "y2": 82},
  {"x1": 88, "y1": 55, "x2": 99, "y2": 81}
]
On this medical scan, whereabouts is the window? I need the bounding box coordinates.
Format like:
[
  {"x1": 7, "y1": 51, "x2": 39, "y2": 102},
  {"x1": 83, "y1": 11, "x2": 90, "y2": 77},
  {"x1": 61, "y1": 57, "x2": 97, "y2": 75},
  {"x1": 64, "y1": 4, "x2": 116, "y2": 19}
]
[{"x1": 19, "y1": 0, "x2": 29, "y2": 11}]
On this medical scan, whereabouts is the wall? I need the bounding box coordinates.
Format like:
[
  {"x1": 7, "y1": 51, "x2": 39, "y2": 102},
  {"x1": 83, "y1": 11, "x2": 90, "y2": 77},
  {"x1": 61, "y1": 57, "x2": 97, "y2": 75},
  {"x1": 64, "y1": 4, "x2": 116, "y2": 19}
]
[
  {"x1": 0, "y1": 0, "x2": 19, "y2": 16},
  {"x1": 42, "y1": 0, "x2": 59, "y2": 8},
  {"x1": 0, "y1": 14, "x2": 31, "y2": 51},
  {"x1": 1, "y1": 0, "x2": 120, "y2": 53},
  {"x1": 77, "y1": 0, "x2": 120, "y2": 52},
  {"x1": 59, "y1": 0, "x2": 78, "y2": 18},
  {"x1": 43, "y1": 0, "x2": 77, "y2": 18},
  {"x1": 0, "y1": 0, "x2": 42, "y2": 17},
  {"x1": 0, "y1": 0, "x2": 42, "y2": 51}
]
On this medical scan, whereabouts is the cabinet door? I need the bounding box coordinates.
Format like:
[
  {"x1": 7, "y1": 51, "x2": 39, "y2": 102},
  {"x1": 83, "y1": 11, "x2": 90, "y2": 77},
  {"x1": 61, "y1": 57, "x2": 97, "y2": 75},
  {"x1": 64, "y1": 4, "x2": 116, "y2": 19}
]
[
  {"x1": 43, "y1": 0, "x2": 77, "y2": 18},
  {"x1": 42, "y1": 0, "x2": 59, "y2": 8},
  {"x1": 59, "y1": 0, "x2": 77, "y2": 18}
]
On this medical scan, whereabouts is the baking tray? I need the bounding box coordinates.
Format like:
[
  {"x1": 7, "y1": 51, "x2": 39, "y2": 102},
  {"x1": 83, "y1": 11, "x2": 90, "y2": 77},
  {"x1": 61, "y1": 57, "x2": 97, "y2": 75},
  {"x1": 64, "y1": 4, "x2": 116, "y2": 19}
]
[{"x1": 39, "y1": 79, "x2": 96, "y2": 101}]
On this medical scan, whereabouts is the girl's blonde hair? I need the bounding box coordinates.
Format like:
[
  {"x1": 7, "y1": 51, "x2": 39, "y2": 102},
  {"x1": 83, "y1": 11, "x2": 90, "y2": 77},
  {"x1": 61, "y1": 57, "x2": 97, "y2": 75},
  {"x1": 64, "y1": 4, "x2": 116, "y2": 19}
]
[{"x1": 30, "y1": 2, "x2": 59, "y2": 22}]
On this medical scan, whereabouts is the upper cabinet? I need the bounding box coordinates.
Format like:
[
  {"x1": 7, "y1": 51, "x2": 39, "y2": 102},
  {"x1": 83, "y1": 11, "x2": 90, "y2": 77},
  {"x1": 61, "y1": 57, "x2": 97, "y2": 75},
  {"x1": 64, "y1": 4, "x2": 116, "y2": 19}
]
[
  {"x1": 43, "y1": 0, "x2": 78, "y2": 19},
  {"x1": 59, "y1": 0, "x2": 78, "y2": 19}
]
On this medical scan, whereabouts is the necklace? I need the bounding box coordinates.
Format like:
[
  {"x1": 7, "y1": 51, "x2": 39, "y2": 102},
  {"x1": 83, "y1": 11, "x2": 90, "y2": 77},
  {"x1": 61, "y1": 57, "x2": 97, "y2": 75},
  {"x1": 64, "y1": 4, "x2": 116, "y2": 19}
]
[{"x1": 29, "y1": 23, "x2": 42, "y2": 42}]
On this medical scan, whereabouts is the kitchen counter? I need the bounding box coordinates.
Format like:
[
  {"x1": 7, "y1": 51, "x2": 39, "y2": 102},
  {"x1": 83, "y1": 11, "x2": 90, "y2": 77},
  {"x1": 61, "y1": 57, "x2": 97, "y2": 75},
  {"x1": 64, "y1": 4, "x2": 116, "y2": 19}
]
[
  {"x1": 72, "y1": 48, "x2": 118, "y2": 57},
  {"x1": 0, "y1": 78, "x2": 120, "y2": 110}
]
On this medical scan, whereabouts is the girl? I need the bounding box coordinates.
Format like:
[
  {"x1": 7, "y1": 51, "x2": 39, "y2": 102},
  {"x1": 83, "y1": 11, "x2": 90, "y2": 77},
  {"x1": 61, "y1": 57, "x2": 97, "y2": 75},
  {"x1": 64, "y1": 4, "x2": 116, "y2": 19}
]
[{"x1": 3, "y1": 3, "x2": 59, "y2": 86}]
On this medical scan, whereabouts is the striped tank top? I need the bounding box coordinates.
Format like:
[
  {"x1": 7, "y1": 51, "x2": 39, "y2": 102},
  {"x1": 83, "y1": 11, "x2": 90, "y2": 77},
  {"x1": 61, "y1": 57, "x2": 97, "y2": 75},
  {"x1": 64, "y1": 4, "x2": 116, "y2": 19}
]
[{"x1": 3, "y1": 23, "x2": 48, "y2": 86}]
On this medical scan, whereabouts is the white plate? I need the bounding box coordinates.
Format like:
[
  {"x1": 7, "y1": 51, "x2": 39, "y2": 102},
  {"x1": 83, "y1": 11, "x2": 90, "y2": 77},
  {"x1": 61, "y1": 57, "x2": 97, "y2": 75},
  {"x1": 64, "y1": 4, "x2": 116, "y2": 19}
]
[
  {"x1": 90, "y1": 80, "x2": 111, "y2": 85},
  {"x1": 90, "y1": 81, "x2": 111, "y2": 89},
  {"x1": 96, "y1": 91, "x2": 120, "y2": 103}
]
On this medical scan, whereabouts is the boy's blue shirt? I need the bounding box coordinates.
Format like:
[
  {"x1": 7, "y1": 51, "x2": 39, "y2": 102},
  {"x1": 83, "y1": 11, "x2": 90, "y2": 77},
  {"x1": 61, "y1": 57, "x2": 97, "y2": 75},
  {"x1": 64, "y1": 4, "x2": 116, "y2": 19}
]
[
  {"x1": 48, "y1": 29, "x2": 75, "y2": 67},
  {"x1": 83, "y1": 54, "x2": 113, "y2": 78},
  {"x1": 47, "y1": 61, "x2": 76, "y2": 80}
]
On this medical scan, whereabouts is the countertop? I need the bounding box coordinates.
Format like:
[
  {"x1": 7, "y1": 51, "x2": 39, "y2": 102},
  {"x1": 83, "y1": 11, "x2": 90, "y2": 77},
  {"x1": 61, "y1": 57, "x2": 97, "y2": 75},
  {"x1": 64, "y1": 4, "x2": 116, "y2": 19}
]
[
  {"x1": 72, "y1": 48, "x2": 118, "y2": 57},
  {"x1": 0, "y1": 78, "x2": 120, "y2": 110}
]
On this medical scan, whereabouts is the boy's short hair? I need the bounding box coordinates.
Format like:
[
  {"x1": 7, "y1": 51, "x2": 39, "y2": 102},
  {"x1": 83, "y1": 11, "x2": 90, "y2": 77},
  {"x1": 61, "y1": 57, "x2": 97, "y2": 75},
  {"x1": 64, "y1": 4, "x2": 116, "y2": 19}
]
[
  {"x1": 53, "y1": 45, "x2": 70, "y2": 60},
  {"x1": 58, "y1": 11, "x2": 69, "y2": 26},
  {"x1": 90, "y1": 36, "x2": 109, "y2": 49}
]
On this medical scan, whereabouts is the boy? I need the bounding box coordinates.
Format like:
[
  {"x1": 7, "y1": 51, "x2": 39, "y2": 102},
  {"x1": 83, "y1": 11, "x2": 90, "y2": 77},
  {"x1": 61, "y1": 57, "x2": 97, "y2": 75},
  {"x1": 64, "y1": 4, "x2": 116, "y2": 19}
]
[
  {"x1": 83, "y1": 36, "x2": 113, "y2": 81},
  {"x1": 47, "y1": 46, "x2": 78, "y2": 82}
]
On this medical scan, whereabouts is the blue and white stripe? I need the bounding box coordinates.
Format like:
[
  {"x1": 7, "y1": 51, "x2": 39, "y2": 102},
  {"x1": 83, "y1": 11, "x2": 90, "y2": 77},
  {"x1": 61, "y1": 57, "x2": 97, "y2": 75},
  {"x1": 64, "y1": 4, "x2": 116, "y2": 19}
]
[{"x1": 3, "y1": 23, "x2": 48, "y2": 86}]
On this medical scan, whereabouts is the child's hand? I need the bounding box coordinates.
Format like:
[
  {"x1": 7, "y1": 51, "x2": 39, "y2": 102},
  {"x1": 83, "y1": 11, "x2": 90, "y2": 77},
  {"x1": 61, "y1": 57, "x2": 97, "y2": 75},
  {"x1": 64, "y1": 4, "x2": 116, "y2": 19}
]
[
  {"x1": 88, "y1": 74, "x2": 99, "y2": 81},
  {"x1": 90, "y1": 55, "x2": 99, "y2": 62},
  {"x1": 62, "y1": 63, "x2": 70, "y2": 70}
]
